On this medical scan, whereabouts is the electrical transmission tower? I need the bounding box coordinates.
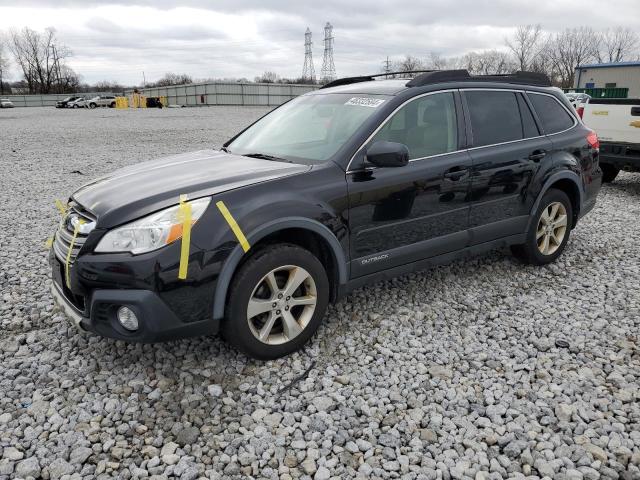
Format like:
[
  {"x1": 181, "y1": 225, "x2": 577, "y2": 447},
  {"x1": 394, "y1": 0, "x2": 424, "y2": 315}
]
[
  {"x1": 320, "y1": 22, "x2": 336, "y2": 83},
  {"x1": 302, "y1": 28, "x2": 316, "y2": 83},
  {"x1": 382, "y1": 56, "x2": 392, "y2": 77}
]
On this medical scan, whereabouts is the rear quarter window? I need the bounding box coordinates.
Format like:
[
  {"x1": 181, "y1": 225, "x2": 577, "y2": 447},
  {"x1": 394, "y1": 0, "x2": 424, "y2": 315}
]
[{"x1": 528, "y1": 93, "x2": 576, "y2": 134}]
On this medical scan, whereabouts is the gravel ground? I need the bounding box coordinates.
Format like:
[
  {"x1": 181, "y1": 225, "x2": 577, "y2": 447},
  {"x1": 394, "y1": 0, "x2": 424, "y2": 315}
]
[{"x1": 1, "y1": 106, "x2": 639, "y2": 480}]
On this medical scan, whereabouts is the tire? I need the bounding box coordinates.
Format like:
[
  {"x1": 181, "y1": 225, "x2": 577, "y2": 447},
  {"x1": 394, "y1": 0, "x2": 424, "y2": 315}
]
[
  {"x1": 89, "y1": 103, "x2": 96, "y2": 109},
  {"x1": 110, "y1": 102, "x2": 116, "y2": 108},
  {"x1": 73, "y1": 104, "x2": 78, "y2": 109},
  {"x1": 222, "y1": 244, "x2": 329, "y2": 360},
  {"x1": 601, "y1": 163, "x2": 620, "y2": 183},
  {"x1": 511, "y1": 188, "x2": 573, "y2": 266}
]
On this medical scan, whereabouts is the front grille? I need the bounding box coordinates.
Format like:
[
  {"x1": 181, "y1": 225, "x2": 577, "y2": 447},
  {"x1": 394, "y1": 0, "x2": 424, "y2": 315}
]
[{"x1": 52, "y1": 204, "x2": 96, "y2": 264}]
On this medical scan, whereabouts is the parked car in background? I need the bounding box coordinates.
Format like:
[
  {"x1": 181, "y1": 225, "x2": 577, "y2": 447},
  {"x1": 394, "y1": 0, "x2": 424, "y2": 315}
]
[
  {"x1": 582, "y1": 98, "x2": 640, "y2": 182},
  {"x1": 565, "y1": 92, "x2": 591, "y2": 110},
  {"x1": 0, "y1": 98, "x2": 15, "y2": 108},
  {"x1": 56, "y1": 96, "x2": 82, "y2": 108},
  {"x1": 67, "y1": 97, "x2": 86, "y2": 108},
  {"x1": 50, "y1": 70, "x2": 602, "y2": 359},
  {"x1": 86, "y1": 95, "x2": 117, "y2": 108}
]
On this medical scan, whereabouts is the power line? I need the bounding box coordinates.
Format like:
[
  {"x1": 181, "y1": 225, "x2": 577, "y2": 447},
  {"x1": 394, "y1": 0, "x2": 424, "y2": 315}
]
[
  {"x1": 320, "y1": 22, "x2": 336, "y2": 83},
  {"x1": 301, "y1": 27, "x2": 315, "y2": 82}
]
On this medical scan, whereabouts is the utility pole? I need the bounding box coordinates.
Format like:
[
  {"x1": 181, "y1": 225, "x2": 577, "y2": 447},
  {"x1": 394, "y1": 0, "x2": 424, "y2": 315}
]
[
  {"x1": 50, "y1": 44, "x2": 62, "y2": 93},
  {"x1": 382, "y1": 56, "x2": 392, "y2": 78},
  {"x1": 320, "y1": 22, "x2": 336, "y2": 83},
  {"x1": 301, "y1": 28, "x2": 316, "y2": 83},
  {"x1": 142, "y1": 71, "x2": 146, "y2": 88}
]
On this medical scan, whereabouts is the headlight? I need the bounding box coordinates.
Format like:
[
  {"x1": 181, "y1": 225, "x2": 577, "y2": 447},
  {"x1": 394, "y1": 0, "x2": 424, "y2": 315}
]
[{"x1": 95, "y1": 197, "x2": 210, "y2": 254}]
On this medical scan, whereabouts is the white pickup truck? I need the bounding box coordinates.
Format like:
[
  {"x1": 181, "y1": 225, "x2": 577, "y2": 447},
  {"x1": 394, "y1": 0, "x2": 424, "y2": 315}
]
[{"x1": 581, "y1": 98, "x2": 640, "y2": 182}]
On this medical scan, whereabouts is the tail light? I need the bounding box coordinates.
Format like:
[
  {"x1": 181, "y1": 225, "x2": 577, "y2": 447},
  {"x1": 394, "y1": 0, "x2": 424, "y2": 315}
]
[
  {"x1": 577, "y1": 106, "x2": 584, "y2": 118},
  {"x1": 586, "y1": 130, "x2": 599, "y2": 150}
]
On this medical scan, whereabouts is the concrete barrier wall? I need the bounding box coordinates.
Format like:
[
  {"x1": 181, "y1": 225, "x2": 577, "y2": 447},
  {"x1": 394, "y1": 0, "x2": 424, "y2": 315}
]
[
  {"x1": 126, "y1": 82, "x2": 320, "y2": 107},
  {"x1": 3, "y1": 82, "x2": 319, "y2": 107}
]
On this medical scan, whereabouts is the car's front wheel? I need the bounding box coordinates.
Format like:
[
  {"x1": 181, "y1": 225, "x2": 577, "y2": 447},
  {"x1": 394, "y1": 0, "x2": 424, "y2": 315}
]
[
  {"x1": 511, "y1": 188, "x2": 573, "y2": 265},
  {"x1": 89, "y1": 103, "x2": 96, "y2": 109},
  {"x1": 223, "y1": 244, "x2": 329, "y2": 360}
]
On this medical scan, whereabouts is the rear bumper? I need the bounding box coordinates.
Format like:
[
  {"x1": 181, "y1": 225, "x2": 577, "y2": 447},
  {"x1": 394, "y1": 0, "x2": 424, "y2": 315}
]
[
  {"x1": 600, "y1": 142, "x2": 640, "y2": 170},
  {"x1": 50, "y1": 280, "x2": 219, "y2": 343}
]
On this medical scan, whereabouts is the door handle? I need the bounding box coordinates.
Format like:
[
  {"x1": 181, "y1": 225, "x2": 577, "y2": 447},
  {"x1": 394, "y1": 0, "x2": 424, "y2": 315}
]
[
  {"x1": 444, "y1": 168, "x2": 468, "y2": 180},
  {"x1": 529, "y1": 150, "x2": 547, "y2": 162}
]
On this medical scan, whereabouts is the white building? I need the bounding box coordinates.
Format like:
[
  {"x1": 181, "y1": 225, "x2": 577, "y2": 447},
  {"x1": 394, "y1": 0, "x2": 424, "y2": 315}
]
[{"x1": 574, "y1": 61, "x2": 640, "y2": 98}]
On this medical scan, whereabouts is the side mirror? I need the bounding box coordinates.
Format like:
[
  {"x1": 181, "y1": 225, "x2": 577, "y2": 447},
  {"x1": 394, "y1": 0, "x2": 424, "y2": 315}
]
[{"x1": 366, "y1": 141, "x2": 409, "y2": 168}]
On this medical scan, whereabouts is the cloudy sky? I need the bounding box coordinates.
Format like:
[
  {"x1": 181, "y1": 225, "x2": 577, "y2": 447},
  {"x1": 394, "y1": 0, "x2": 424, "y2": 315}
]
[{"x1": 1, "y1": 0, "x2": 638, "y2": 85}]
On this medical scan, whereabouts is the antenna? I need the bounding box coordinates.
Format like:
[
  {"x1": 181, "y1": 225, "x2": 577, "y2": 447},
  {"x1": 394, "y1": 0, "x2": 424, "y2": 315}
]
[
  {"x1": 302, "y1": 27, "x2": 316, "y2": 83},
  {"x1": 320, "y1": 22, "x2": 336, "y2": 83}
]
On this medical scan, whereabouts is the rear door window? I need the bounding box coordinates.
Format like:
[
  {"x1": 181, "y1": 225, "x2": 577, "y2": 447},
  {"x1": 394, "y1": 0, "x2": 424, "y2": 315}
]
[
  {"x1": 527, "y1": 93, "x2": 575, "y2": 134},
  {"x1": 465, "y1": 91, "x2": 523, "y2": 147}
]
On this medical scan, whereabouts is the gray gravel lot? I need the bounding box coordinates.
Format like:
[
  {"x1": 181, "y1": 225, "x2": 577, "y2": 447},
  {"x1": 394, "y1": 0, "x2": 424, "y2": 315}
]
[{"x1": 1, "y1": 106, "x2": 639, "y2": 480}]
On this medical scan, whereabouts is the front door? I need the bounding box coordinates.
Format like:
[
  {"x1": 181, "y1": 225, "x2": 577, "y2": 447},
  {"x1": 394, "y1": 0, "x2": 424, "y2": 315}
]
[{"x1": 347, "y1": 91, "x2": 473, "y2": 277}]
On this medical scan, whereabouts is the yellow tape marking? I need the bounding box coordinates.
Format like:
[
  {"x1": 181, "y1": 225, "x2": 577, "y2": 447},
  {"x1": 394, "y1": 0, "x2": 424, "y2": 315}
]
[
  {"x1": 216, "y1": 201, "x2": 250, "y2": 253},
  {"x1": 178, "y1": 194, "x2": 192, "y2": 280},
  {"x1": 45, "y1": 238, "x2": 53, "y2": 250},
  {"x1": 592, "y1": 110, "x2": 609, "y2": 116},
  {"x1": 55, "y1": 199, "x2": 69, "y2": 216},
  {"x1": 65, "y1": 219, "x2": 85, "y2": 289}
]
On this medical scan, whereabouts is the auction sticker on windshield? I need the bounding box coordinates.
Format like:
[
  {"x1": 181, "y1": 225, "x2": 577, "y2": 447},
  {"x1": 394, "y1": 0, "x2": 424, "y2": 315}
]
[{"x1": 345, "y1": 97, "x2": 385, "y2": 108}]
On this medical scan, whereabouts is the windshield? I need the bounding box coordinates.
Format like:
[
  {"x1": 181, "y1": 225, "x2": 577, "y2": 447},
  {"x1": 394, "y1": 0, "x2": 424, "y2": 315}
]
[{"x1": 227, "y1": 93, "x2": 389, "y2": 164}]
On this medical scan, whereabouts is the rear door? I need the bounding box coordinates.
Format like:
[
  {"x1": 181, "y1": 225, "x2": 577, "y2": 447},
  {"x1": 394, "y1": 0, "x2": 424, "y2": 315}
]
[
  {"x1": 347, "y1": 91, "x2": 473, "y2": 277},
  {"x1": 462, "y1": 89, "x2": 552, "y2": 244}
]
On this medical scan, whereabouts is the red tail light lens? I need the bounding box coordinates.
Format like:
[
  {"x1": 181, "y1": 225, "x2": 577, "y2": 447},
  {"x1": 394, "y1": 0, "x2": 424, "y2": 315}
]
[
  {"x1": 577, "y1": 106, "x2": 584, "y2": 118},
  {"x1": 586, "y1": 130, "x2": 599, "y2": 150}
]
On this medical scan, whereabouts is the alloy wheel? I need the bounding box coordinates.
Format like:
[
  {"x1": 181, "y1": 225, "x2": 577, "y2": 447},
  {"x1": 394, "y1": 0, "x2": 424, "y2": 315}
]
[
  {"x1": 247, "y1": 265, "x2": 317, "y2": 345},
  {"x1": 536, "y1": 201, "x2": 568, "y2": 256}
]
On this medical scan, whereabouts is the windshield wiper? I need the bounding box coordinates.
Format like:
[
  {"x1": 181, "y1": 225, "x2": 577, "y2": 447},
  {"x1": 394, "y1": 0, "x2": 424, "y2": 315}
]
[
  {"x1": 220, "y1": 146, "x2": 230, "y2": 153},
  {"x1": 243, "y1": 152, "x2": 293, "y2": 163}
]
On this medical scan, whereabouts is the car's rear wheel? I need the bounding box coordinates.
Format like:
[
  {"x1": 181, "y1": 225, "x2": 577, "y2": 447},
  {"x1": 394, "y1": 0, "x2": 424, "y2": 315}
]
[
  {"x1": 222, "y1": 244, "x2": 329, "y2": 360},
  {"x1": 511, "y1": 188, "x2": 573, "y2": 265},
  {"x1": 89, "y1": 103, "x2": 96, "y2": 109},
  {"x1": 601, "y1": 164, "x2": 620, "y2": 183}
]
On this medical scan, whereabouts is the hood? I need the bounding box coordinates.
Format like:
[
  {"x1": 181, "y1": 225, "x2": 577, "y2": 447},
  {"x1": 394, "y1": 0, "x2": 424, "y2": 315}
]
[{"x1": 72, "y1": 149, "x2": 310, "y2": 228}]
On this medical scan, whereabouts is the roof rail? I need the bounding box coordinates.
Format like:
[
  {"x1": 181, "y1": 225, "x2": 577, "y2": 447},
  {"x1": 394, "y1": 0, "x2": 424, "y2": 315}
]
[
  {"x1": 320, "y1": 70, "x2": 552, "y2": 90},
  {"x1": 319, "y1": 70, "x2": 435, "y2": 89},
  {"x1": 406, "y1": 70, "x2": 551, "y2": 87}
]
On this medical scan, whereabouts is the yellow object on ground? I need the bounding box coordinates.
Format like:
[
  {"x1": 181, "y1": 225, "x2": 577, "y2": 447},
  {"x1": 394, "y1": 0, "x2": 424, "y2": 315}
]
[
  {"x1": 216, "y1": 201, "x2": 250, "y2": 253},
  {"x1": 115, "y1": 97, "x2": 129, "y2": 109}
]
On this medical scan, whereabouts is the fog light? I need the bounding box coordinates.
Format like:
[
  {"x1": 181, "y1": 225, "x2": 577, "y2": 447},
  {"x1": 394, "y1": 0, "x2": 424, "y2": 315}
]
[{"x1": 117, "y1": 306, "x2": 139, "y2": 331}]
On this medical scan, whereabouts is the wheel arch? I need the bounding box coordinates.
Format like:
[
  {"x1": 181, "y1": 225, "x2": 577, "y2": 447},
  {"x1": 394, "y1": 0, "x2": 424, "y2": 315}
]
[
  {"x1": 212, "y1": 217, "x2": 348, "y2": 320},
  {"x1": 528, "y1": 171, "x2": 582, "y2": 233}
]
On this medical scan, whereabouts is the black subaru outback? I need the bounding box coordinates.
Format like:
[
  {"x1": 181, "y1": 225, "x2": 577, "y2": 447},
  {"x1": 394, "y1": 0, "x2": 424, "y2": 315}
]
[{"x1": 50, "y1": 70, "x2": 602, "y2": 359}]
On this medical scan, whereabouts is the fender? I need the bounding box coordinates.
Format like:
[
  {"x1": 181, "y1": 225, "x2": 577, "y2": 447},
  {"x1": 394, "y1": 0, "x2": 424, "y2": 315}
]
[
  {"x1": 212, "y1": 217, "x2": 348, "y2": 320},
  {"x1": 525, "y1": 170, "x2": 583, "y2": 233}
]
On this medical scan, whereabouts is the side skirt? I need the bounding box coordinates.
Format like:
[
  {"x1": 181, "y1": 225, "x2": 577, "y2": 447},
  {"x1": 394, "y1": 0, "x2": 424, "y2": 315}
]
[{"x1": 338, "y1": 233, "x2": 526, "y2": 298}]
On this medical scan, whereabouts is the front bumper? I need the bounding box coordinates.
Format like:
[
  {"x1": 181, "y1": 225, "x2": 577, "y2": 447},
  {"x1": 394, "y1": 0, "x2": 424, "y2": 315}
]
[{"x1": 50, "y1": 267, "x2": 220, "y2": 343}]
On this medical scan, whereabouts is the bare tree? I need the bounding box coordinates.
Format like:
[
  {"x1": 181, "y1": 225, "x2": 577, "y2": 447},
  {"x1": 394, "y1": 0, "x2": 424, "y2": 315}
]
[
  {"x1": 0, "y1": 36, "x2": 9, "y2": 95},
  {"x1": 506, "y1": 24, "x2": 543, "y2": 70},
  {"x1": 395, "y1": 55, "x2": 423, "y2": 75},
  {"x1": 597, "y1": 27, "x2": 639, "y2": 63},
  {"x1": 545, "y1": 27, "x2": 599, "y2": 87},
  {"x1": 255, "y1": 71, "x2": 280, "y2": 83},
  {"x1": 150, "y1": 72, "x2": 192, "y2": 87},
  {"x1": 9, "y1": 27, "x2": 70, "y2": 94},
  {"x1": 460, "y1": 50, "x2": 516, "y2": 75}
]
